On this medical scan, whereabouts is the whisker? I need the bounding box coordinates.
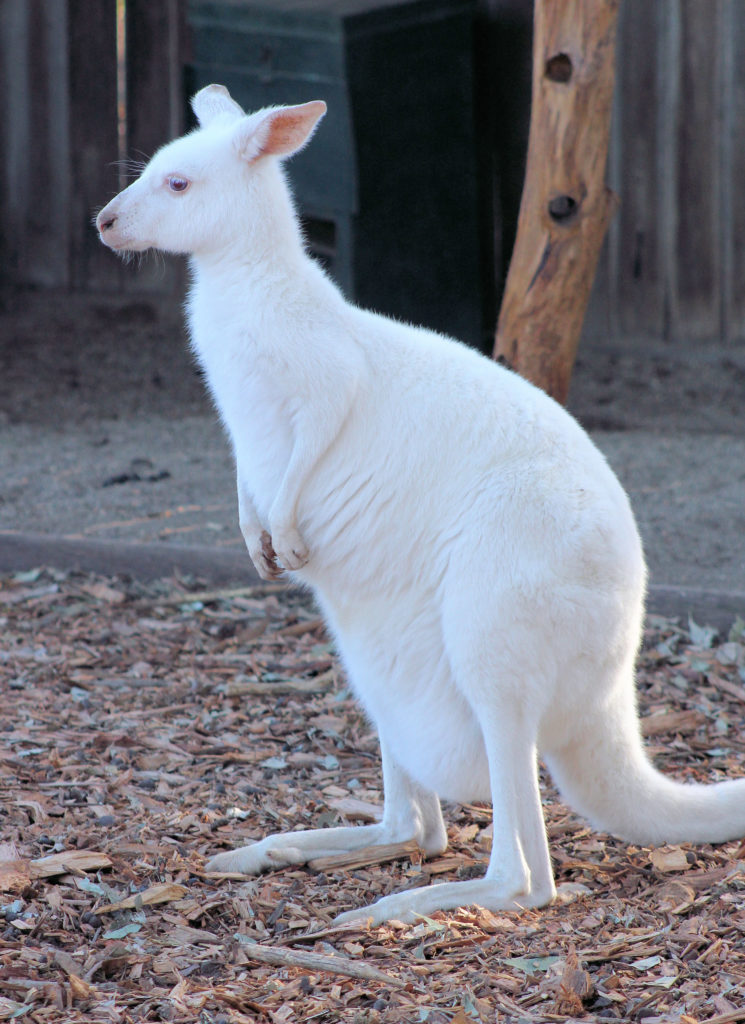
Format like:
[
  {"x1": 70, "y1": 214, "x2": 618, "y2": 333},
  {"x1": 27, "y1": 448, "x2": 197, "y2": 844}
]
[{"x1": 108, "y1": 157, "x2": 149, "y2": 181}]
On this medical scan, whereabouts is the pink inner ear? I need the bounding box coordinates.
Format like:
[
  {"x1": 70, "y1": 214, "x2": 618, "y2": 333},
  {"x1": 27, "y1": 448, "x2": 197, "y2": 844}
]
[
  {"x1": 259, "y1": 103, "x2": 325, "y2": 157},
  {"x1": 264, "y1": 111, "x2": 308, "y2": 154}
]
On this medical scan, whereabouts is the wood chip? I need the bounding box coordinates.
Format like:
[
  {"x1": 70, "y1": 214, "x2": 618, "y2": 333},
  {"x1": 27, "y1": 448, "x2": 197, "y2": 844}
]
[
  {"x1": 641, "y1": 709, "x2": 707, "y2": 736},
  {"x1": 91, "y1": 882, "x2": 187, "y2": 914},
  {"x1": 2, "y1": 568, "x2": 744, "y2": 1022},
  {"x1": 308, "y1": 839, "x2": 420, "y2": 872},
  {"x1": 29, "y1": 850, "x2": 112, "y2": 878}
]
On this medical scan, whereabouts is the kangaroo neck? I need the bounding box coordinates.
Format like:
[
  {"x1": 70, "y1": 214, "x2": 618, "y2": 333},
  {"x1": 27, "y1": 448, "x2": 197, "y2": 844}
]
[
  {"x1": 191, "y1": 224, "x2": 306, "y2": 291},
  {"x1": 190, "y1": 166, "x2": 308, "y2": 290}
]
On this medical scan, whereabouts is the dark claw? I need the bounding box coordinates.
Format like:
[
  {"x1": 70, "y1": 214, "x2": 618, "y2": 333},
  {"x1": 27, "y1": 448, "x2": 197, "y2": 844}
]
[{"x1": 260, "y1": 531, "x2": 282, "y2": 578}]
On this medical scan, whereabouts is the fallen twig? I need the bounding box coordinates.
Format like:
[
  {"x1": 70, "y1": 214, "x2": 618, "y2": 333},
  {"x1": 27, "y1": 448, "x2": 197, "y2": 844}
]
[
  {"x1": 234, "y1": 938, "x2": 407, "y2": 989},
  {"x1": 224, "y1": 669, "x2": 337, "y2": 696}
]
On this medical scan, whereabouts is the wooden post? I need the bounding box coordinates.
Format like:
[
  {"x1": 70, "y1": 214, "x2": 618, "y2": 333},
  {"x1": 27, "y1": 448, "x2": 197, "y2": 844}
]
[{"x1": 493, "y1": 0, "x2": 620, "y2": 405}]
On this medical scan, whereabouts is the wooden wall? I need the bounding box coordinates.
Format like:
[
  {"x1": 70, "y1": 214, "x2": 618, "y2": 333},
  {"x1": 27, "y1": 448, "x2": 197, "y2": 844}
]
[
  {"x1": 590, "y1": 0, "x2": 745, "y2": 344},
  {"x1": 1, "y1": 0, "x2": 743, "y2": 347},
  {"x1": 0, "y1": 0, "x2": 185, "y2": 293}
]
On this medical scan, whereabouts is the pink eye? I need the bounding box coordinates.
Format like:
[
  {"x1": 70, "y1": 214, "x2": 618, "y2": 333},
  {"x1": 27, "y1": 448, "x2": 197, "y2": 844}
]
[{"x1": 167, "y1": 176, "x2": 189, "y2": 193}]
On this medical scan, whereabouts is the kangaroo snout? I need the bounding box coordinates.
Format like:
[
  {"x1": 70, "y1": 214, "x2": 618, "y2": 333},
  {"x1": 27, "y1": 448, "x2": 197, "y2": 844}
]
[
  {"x1": 96, "y1": 199, "x2": 140, "y2": 252},
  {"x1": 96, "y1": 201, "x2": 121, "y2": 242},
  {"x1": 97, "y1": 208, "x2": 117, "y2": 233}
]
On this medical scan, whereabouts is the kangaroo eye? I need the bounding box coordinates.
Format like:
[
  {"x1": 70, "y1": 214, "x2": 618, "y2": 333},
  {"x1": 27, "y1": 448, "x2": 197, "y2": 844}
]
[{"x1": 167, "y1": 176, "x2": 190, "y2": 193}]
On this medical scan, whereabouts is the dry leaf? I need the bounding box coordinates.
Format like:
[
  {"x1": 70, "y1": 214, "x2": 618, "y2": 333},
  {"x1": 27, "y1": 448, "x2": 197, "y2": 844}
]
[
  {"x1": 326, "y1": 796, "x2": 382, "y2": 822},
  {"x1": 641, "y1": 709, "x2": 706, "y2": 736},
  {"x1": 0, "y1": 858, "x2": 32, "y2": 893},
  {"x1": 657, "y1": 880, "x2": 696, "y2": 912},
  {"x1": 91, "y1": 882, "x2": 187, "y2": 915},
  {"x1": 68, "y1": 974, "x2": 93, "y2": 1002},
  {"x1": 80, "y1": 582, "x2": 126, "y2": 604},
  {"x1": 649, "y1": 846, "x2": 691, "y2": 874},
  {"x1": 477, "y1": 822, "x2": 494, "y2": 850},
  {"x1": 553, "y1": 950, "x2": 595, "y2": 1015}
]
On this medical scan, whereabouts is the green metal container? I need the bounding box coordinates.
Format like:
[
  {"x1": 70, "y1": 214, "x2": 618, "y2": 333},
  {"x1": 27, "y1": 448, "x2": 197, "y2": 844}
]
[{"x1": 188, "y1": 0, "x2": 484, "y2": 347}]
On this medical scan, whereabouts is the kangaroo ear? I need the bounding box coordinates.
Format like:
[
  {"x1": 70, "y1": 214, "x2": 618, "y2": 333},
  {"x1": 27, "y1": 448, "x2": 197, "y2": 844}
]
[
  {"x1": 192, "y1": 84, "x2": 245, "y2": 127},
  {"x1": 233, "y1": 101, "x2": 327, "y2": 162}
]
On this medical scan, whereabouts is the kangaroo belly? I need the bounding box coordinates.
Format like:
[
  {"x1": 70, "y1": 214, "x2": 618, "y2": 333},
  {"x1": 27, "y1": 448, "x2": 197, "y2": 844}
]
[
  {"x1": 318, "y1": 594, "x2": 491, "y2": 802},
  {"x1": 380, "y1": 701, "x2": 491, "y2": 803}
]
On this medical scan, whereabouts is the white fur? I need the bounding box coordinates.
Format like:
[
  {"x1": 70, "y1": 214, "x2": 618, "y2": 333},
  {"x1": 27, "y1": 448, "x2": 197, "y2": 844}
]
[{"x1": 97, "y1": 85, "x2": 745, "y2": 926}]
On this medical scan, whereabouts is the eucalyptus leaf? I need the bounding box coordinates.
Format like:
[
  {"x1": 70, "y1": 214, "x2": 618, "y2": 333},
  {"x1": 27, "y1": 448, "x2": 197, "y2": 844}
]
[
  {"x1": 501, "y1": 955, "x2": 561, "y2": 974},
  {"x1": 103, "y1": 922, "x2": 141, "y2": 940},
  {"x1": 261, "y1": 756, "x2": 288, "y2": 770},
  {"x1": 688, "y1": 617, "x2": 718, "y2": 649},
  {"x1": 631, "y1": 954, "x2": 662, "y2": 970}
]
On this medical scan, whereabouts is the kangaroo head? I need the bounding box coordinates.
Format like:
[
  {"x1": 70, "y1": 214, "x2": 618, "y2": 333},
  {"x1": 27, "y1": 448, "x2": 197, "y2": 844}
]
[{"x1": 97, "y1": 85, "x2": 326, "y2": 257}]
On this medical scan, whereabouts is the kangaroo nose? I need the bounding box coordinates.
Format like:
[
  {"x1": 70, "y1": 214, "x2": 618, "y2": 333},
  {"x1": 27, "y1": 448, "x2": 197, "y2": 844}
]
[{"x1": 97, "y1": 209, "x2": 117, "y2": 232}]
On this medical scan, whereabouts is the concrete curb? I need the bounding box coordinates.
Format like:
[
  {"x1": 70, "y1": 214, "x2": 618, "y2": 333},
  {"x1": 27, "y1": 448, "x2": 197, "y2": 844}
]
[
  {"x1": 644, "y1": 585, "x2": 745, "y2": 632},
  {"x1": 1, "y1": 530, "x2": 744, "y2": 630},
  {"x1": 0, "y1": 531, "x2": 260, "y2": 587}
]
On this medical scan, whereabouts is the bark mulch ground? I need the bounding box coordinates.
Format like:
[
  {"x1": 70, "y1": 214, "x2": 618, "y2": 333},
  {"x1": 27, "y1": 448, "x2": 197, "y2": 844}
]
[{"x1": 1, "y1": 569, "x2": 745, "y2": 1023}]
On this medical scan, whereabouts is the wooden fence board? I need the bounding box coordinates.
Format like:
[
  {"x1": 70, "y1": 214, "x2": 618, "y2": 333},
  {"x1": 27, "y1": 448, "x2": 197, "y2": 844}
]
[
  {"x1": 0, "y1": 0, "x2": 31, "y2": 284},
  {"x1": 726, "y1": 3, "x2": 745, "y2": 339},
  {"x1": 614, "y1": 1, "x2": 665, "y2": 339},
  {"x1": 670, "y1": 0, "x2": 723, "y2": 340},
  {"x1": 67, "y1": 0, "x2": 121, "y2": 290},
  {"x1": 25, "y1": 2, "x2": 63, "y2": 287},
  {"x1": 124, "y1": 0, "x2": 187, "y2": 293},
  {"x1": 1, "y1": 1, "x2": 71, "y2": 287},
  {"x1": 126, "y1": 0, "x2": 186, "y2": 159},
  {"x1": 0, "y1": 0, "x2": 183, "y2": 293}
]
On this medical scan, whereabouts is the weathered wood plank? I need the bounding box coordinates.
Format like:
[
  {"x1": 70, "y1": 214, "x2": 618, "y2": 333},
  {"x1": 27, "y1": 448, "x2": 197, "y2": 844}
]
[
  {"x1": 124, "y1": 0, "x2": 187, "y2": 293},
  {"x1": 0, "y1": 1, "x2": 71, "y2": 287},
  {"x1": 725, "y1": 2, "x2": 745, "y2": 340},
  {"x1": 0, "y1": 0, "x2": 32, "y2": 284},
  {"x1": 671, "y1": 0, "x2": 723, "y2": 340},
  {"x1": 614, "y1": 1, "x2": 665, "y2": 339},
  {"x1": 67, "y1": 0, "x2": 120, "y2": 290},
  {"x1": 126, "y1": 0, "x2": 186, "y2": 163},
  {"x1": 29, "y1": 1, "x2": 73, "y2": 288}
]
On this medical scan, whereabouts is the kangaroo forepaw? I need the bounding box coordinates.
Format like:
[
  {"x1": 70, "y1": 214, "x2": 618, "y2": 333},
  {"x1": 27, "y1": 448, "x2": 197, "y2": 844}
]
[
  {"x1": 244, "y1": 530, "x2": 283, "y2": 580},
  {"x1": 271, "y1": 524, "x2": 309, "y2": 571}
]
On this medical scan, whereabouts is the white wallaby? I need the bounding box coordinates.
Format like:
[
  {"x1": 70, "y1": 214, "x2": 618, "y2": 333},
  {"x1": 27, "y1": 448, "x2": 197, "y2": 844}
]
[{"x1": 97, "y1": 84, "x2": 745, "y2": 925}]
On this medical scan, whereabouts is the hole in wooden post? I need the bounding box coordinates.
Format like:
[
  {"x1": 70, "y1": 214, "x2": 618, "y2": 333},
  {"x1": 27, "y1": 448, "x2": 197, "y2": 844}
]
[
  {"x1": 548, "y1": 195, "x2": 578, "y2": 223},
  {"x1": 545, "y1": 53, "x2": 573, "y2": 83}
]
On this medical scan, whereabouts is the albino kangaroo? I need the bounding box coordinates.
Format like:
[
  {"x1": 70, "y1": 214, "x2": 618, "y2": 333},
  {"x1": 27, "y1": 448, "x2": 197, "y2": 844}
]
[{"x1": 97, "y1": 85, "x2": 745, "y2": 926}]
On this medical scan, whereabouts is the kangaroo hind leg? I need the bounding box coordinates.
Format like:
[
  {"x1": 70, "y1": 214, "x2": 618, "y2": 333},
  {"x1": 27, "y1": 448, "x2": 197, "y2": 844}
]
[
  {"x1": 207, "y1": 738, "x2": 446, "y2": 875},
  {"x1": 335, "y1": 705, "x2": 555, "y2": 925}
]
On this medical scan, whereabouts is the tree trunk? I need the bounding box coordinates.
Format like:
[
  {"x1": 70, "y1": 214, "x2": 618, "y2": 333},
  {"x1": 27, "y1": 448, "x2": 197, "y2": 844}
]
[{"x1": 493, "y1": 0, "x2": 621, "y2": 405}]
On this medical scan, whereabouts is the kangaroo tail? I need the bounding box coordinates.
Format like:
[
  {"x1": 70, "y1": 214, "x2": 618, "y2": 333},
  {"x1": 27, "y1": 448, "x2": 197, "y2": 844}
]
[{"x1": 544, "y1": 700, "x2": 745, "y2": 846}]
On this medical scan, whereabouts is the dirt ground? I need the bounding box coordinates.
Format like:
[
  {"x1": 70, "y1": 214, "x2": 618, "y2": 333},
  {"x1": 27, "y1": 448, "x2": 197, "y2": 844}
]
[
  {"x1": 1, "y1": 284, "x2": 745, "y2": 596},
  {"x1": 2, "y1": 289, "x2": 745, "y2": 1023},
  {"x1": 2, "y1": 568, "x2": 745, "y2": 1023}
]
